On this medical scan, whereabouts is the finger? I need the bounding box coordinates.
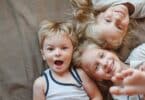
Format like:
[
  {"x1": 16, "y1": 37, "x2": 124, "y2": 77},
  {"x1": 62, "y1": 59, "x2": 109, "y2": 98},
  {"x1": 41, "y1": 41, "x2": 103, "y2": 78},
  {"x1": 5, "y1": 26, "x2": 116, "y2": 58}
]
[
  {"x1": 111, "y1": 74, "x2": 123, "y2": 84},
  {"x1": 122, "y1": 86, "x2": 145, "y2": 95},
  {"x1": 110, "y1": 86, "x2": 145, "y2": 96},
  {"x1": 111, "y1": 72, "x2": 129, "y2": 84},
  {"x1": 109, "y1": 86, "x2": 123, "y2": 95},
  {"x1": 121, "y1": 69, "x2": 134, "y2": 77},
  {"x1": 104, "y1": 74, "x2": 112, "y2": 80}
]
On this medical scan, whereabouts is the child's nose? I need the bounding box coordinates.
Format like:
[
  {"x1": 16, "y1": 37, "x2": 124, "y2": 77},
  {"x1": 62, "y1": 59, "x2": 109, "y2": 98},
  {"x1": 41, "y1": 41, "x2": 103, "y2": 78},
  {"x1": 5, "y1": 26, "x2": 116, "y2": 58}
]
[
  {"x1": 55, "y1": 49, "x2": 61, "y2": 57},
  {"x1": 100, "y1": 60, "x2": 108, "y2": 69},
  {"x1": 114, "y1": 17, "x2": 122, "y2": 26}
]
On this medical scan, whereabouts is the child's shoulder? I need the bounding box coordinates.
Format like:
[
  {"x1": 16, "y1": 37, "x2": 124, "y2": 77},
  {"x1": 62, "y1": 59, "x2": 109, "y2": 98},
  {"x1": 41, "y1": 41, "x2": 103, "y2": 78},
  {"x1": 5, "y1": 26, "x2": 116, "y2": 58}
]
[
  {"x1": 33, "y1": 68, "x2": 51, "y2": 88},
  {"x1": 76, "y1": 68, "x2": 85, "y2": 74},
  {"x1": 33, "y1": 76, "x2": 46, "y2": 91},
  {"x1": 75, "y1": 68, "x2": 88, "y2": 78}
]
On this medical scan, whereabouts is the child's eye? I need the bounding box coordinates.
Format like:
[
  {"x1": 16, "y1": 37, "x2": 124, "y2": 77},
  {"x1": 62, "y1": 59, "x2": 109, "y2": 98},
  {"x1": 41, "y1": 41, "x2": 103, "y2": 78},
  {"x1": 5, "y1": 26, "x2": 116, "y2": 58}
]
[
  {"x1": 62, "y1": 47, "x2": 68, "y2": 50},
  {"x1": 47, "y1": 47, "x2": 54, "y2": 51},
  {"x1": 105, "y1": 18, "x2": 111, "y2": 23},
  {"x1": 99, "y1": 53, "x2": 104, "y2": 58}
]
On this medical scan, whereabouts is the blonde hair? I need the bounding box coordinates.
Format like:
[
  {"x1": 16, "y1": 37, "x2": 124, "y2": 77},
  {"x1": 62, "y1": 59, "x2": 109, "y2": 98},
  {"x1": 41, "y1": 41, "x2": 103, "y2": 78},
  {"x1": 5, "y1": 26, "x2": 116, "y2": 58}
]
[
  {"x1": 72, "y1": 8, "x2": 96, "y2": 40},
  {"x1": 70, "y1": 0, "x2": 97, "y2": 40},
  {"x1": 70, "y1": 0, "x2": 136, "y2": 50},
  {"x1": 73, "y1": 39, "x2": 100, "y2": 67},
  {"x1": 38, "y1": 20, "x2": 78, "y2": 50}
]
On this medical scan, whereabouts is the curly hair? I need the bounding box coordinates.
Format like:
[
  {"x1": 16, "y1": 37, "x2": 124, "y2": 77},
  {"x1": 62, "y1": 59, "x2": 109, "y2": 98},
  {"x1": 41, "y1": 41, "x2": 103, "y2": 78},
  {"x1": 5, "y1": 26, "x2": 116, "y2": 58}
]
[{"x1": 38, "y1": 20, "x2": 78, "y2": 50}]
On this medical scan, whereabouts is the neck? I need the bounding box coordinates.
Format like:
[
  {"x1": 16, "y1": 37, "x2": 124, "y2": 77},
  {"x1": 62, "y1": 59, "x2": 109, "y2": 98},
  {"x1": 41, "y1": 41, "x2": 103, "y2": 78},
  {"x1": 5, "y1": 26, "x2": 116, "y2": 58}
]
[{"x1": 51, "y1": 69, "x2": 70, "y2": 77}]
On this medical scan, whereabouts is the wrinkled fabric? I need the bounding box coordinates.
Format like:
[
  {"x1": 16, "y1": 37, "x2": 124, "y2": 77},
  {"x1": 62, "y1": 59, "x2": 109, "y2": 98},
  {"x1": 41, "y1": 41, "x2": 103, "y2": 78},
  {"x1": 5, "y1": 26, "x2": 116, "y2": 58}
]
[
  {"x1": 126, "y1": 43, "x2": 145, "y2": 68},
  {"x1": 0, "y1": 0, "x2": 145, "y2": 100},
  {"x1": 0, "y1": 0, "x2": 71, "y2": 100},
  {"x1": 92, "y1": 0, "x2": 145, "y2": 18}
]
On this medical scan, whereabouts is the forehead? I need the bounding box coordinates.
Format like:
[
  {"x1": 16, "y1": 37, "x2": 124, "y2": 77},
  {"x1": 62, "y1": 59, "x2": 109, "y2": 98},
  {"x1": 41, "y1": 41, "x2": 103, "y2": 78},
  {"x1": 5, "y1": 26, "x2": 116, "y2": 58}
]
[
  {"x1": 80, "y1": 47, "x2": 98, "y2": 74},
  {"x1": 44, "y1": 33, "x2": 72, "y2": 45},
  {"x1": 81, "y1": 47, "x2": 115, "y2": 62},
  {"x1": 82, "y1": 48, "x2": 97, "y2": 62},
  {"x1": 81, "y1": 47, "x2": 105, "y2": 65}
]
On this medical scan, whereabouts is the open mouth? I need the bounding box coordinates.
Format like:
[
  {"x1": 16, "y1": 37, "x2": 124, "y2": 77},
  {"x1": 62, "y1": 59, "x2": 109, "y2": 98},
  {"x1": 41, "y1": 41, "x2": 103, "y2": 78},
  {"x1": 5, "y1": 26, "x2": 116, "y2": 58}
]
[{"x1": 54, "y1": 60, "x2": 63, "y2": 66}]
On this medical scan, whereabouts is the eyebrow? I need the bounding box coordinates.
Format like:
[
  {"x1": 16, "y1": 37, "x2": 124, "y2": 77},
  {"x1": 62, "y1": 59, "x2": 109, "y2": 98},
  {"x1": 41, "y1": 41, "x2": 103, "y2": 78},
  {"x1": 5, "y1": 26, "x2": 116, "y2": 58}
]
[{"x1": 44, "y1": 44, "x2": 53, "y2": 47}]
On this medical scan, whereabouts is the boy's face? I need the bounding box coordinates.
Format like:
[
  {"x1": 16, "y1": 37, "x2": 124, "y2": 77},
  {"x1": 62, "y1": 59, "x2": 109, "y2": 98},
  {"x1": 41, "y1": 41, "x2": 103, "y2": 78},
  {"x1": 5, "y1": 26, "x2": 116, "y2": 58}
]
[
  {"x1": 81, "y1": 47, "x2": 122, "y2": 80},
  {"x1": 41, "y1": 34, "x2": 73, "y2": 75}
]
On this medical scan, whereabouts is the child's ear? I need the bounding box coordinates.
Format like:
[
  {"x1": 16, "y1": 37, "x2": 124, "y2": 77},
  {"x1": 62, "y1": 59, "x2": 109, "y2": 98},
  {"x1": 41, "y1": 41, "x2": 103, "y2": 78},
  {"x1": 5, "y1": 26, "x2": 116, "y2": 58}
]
[{"x1": 40, "y1": 49, "x2": 46, "y2": 60}]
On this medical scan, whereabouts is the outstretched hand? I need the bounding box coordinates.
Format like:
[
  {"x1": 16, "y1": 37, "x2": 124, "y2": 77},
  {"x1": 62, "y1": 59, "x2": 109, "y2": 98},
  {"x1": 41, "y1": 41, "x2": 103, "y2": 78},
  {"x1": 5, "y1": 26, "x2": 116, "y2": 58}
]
[{"x1": 110, "y1": 69, "x2": 145, "y2": 95}]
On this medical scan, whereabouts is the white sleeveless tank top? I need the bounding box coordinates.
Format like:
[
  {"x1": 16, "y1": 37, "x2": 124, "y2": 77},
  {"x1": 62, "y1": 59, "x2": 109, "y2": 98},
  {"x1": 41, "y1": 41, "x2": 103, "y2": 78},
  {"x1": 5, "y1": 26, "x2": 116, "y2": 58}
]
[{"x1": 42, "y1": 68, "x2": 89, "y2": 100}]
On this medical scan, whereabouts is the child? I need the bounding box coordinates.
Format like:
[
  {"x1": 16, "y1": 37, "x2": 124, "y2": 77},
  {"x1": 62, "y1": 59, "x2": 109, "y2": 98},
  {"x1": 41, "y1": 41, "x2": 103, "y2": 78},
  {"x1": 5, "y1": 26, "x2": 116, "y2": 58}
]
[
  {"x1": 71, "y1": 0, "x2": 145, "y2": 49},
  {"x1": 33, "y1": 20, "x2": 102, "y2": 100},
  {"x1": 73, "y1": 40, "x2": 145, "y2": 100},
  {"x1": 73, "y1": 40, "x2": 128, "y2": 81}
]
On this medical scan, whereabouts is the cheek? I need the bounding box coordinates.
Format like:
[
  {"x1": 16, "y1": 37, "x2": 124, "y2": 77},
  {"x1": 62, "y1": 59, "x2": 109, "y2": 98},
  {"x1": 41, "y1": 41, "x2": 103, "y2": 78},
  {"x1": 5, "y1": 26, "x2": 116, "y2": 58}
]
[
  {"x1": 121, "y1": 18, "x2": 129, "y2": 34},
  {"x1": 105, "y1": 32, "x2": 123, "y2": 46},
  {"x1": 82, "y1": 64, "x2": 91, "y2": 73},
  {"x1": 95, "y1": 70, "x2": 105, "y2": 79},
  {"x1": 43, "y1": 53, "x2": 50, "y2": 60},
  {"x1": 124, "y1": 15, "x2": 129, "y2": 24},
  {"x1": 96, "y1": 71, "x2": 104, "y2": 76},
  {"x1": 66, "y1": 52, "x2": 73, "y2": 59},
  {"x1": 45, "y1": 57, "x2": 53, "y2": 65},
  {"x1": 124, "y1": 19, "x2": 129, "y2": 27},
  {"x1": 123, "y1": 26, "x2": 128, "y2": 36},
  {"x1": 101, "y1": 28, "x2": 117, "y2": 40},
  {"x1": 81, "y1": 64, "x2": 94, "y2": 75},
  {"x1": 64, "y1": 50, "x2": 73, "y2": 57},
  {"x1": 107, "y1": 31, "x2": 120, "y2": 38}
]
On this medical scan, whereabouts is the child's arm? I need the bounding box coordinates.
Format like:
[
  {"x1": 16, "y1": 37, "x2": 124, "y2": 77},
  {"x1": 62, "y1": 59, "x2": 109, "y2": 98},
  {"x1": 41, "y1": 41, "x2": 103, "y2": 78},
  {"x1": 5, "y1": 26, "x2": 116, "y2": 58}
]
[
  {"x1": 77, "y1": 68, "x2": 103, "y2": 100},
  {"x1": 33, "y1": 77, "x2": 46, "y2": 100}
]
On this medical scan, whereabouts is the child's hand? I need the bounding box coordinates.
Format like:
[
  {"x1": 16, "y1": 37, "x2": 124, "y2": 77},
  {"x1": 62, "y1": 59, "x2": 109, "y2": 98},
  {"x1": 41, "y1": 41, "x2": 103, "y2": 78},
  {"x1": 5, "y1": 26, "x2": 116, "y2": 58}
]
[
  {"x1": 139, "y1": 62, "x2": 145, "y2": 71},
  {"x1": 110, "y1": 69, "x2": 145, "y2": 95},
  {"x1": 111, "y1": 72, "x2": 124, "y2": 85}
]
